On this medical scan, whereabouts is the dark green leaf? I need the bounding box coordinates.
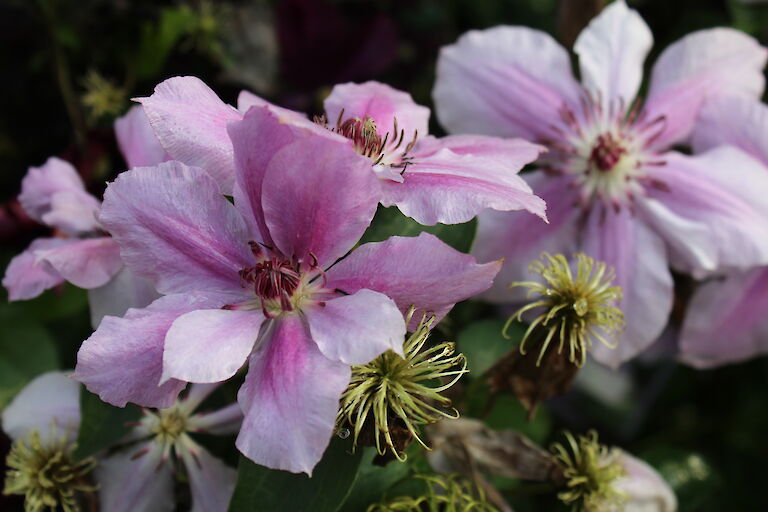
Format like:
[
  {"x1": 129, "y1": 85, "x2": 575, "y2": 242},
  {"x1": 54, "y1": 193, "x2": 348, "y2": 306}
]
[
  {"x1": 0, "y1": 323, "x2": 58, "y2": 409},
  {"x1": 360, "y1": 206, "x2": 477, "y2": 253},
  {"x1": 340, "y1": 449, "x2": 411, "y2": 512},
  {"x1": 74, "y1": 388, "x2": 141, "y2": 459},
  {"x1": 641, "y1": 448, "x2": 720, "y2": 512},
  {"x1": 229, "y1": 436, "x2": 363, "y2": 512},
  {"x1": 457, "y1": 318, "x2": 522, "y2": 377}
]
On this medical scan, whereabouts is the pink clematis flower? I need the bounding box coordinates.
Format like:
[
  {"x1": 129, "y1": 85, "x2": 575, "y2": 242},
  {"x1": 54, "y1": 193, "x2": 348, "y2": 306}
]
[
  {"x1": 74, "y1": 107, "x2": 501, "y2": 474},
  {"x1": 2, "y1": 106, "x2": 166, "y2": 326},
  {"x1": 138, "y1": 77, "x2": 546, "y2": 225},
  {"x1": 98, "y1": 383, "x2": 241, "y2": 512},
  {"x1": 676, "y1": 96, "x2": 768, "y2": 368},
  {"x1": 433, "y1": 0, "x2": 768, "y2": 367}
]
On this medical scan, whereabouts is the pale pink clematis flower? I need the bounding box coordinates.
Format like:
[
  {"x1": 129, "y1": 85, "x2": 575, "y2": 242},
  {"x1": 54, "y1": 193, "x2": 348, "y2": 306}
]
[
  {"x1": 74, "y1": 107, "x2": 500, "y2": 474},
  {"x1": 433, "y1": 0, "x2": 768, "y2": 367},
  {"x1": 98, "y1": 383, "x2": 241, "y2": 512},
  {"x1": 615, "y1": 451, "x2": 678, "y2": 512},
  {"x1": 675, "y1": 96, "x2": 768, "y2": 368},
  {"x1": 138, "y1": 77, "x2": 546, "y2": 225},
  {"x1": 2, "y1": 105, "x2": 165, "y2": 327}
]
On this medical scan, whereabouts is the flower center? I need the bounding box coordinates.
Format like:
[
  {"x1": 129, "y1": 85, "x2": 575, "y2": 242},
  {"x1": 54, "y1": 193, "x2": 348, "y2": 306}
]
[
  {"x1": 150, "y1": 408, "x2": 189, "y2": 445},
  {"x1": 589, "y1": 133, "x2": 627, "y2": 172},
  {"x1": 316, "y1": 111, "x2": 418, "y2": 177}
]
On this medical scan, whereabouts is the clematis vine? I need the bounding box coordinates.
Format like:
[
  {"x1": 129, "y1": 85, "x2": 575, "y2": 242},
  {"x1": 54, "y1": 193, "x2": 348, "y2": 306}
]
[
  {"x1": 434, "y1": 0, "x2": 768, "y2": 366},
  {"x1": 2, "y1": 105, "x2": 165, "y2": 327},
  {"x1": 677, "y1": 96, "x2": 768, "y2": 368},
  {"x1": 138, "y1": 77, "x2": 546, "y2": 225},
  {"x1": 98, "y1": 383, "x2": 241, "y2": 512},
  {"x1": 74, "y1": 107, "x2": 501, "y2": 474}
]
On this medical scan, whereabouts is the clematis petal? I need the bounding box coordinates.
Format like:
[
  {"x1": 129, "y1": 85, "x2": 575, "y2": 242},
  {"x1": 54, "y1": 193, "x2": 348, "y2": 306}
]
[
  {"x1": 74, "y1": 293, "x2": 236, "y2": 408},
  {"x1": 236, "y1": 315, "x2": 350, "y2": 474},
  {"x1": 2, "y1": 238, "x2": 67, "y2": 301},
  {"x1": 679, "y1": 268, "x2": 768, "y2": 368},
  {"x1": 227, "y1": 107, "x2": 341, "y2": 245},
  {"x1": 692, "y1": 95, "x2": 768, "y2": 165},
  {"x1": 87, "y1": 267, "x2": 159, "y2": 329},
  {"x1": 114, "y1": 105, "x2": 170, "y2": 168},
  {"x1": 99, "y1": 161, "x2": 255, "y2": 295},
  {"x1": 573, "y1": 0, "x2": 652, "y2": 108},
  {"x1": 324, "y1": 81, "x2": 430, "y2": 139},
  {"x1": 581, "y1": 206, "x2": 673, "y2": 368},
  {"x1": 261, "y1": 135, "x2": 379, "y2": 268},
  {"x1": 18, "y1": 157, "x2": 100, "y2": 234},
  {"x1": 237, "y1": 90, "x2": 321, "y2": 131},
  {"x1": 614, "y1": 451, "x2": 677, "y2": 512},
  {"x1": 2, "y1": 371, "x2": 80, "y2": 443},
  {"x1": 188, "y1": 403, "x2": 243, "y2": 436},
  {"x1": 640, "y1": 148, "x2": 768, "y2": 276},
  {"x1": 181, "y1": 440, "x2": 237, "y2": 512},
  {"x1": 304, "y1": 289, "x2": 406, "y2": 365},
  {"x1": 136, "y1": 76, "x2": 242, "y2": 191},
  {"x1": 325, "y1": 232, "x2": 501, "y2": 325},
  {"x1": 643, "y1": 28, "x2": 767, "y2": 148},
  {"x1": 433, "y1": 26, "x2": 582, "y2": 140},
  {"x1": 472, "y1": 171, "x2": 580, "y2": 303},
  {"x1": 35, "y1": 237, "x2": 122, "y2": 289},
  {"x1": 161, "y1": 308, "x2": 264, "y2": 384},
  {"x1": 97, "y1": 442, "x2": 175, "y2": 512},
  {"x1": 381, "y1": 135, "x2": 546, "y2": 225}
]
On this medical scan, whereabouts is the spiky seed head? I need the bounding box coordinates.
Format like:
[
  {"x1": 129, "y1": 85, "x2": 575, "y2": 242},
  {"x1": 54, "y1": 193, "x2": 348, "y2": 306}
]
[
  {"x1": 3, "y1": 429, "x2": 96, "y2": 512},
  {"x1": 551, "y1": 430, "x2": 626, "y2": 511},
  {"x1": 337, "y1": 309, "x2": 468, "y2": 461},
  {"x1": 506, "y1": 252, "x2": 624, "y2": 367},
  {"x1": 366, "y1": 474, "x2": 499, "y2": 512}
]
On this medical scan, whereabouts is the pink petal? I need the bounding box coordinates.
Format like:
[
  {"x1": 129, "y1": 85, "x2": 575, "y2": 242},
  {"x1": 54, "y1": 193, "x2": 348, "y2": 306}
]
[
  {"x1": 181, "y1": 441, "x2": 237, "y2": 512},
  {"x1": 99, "y1": 161, "x2": 255, "y2": 295},
  {"x1": 2, "y1": 238, "x2": 66, "y2": 301},
  {"x1": 472, "y1": 171, "x2": 580, "y2": 302},
  {"x1": 615, "y1": 451, "x2": 677, "y2": 512},
  {"x1": 643, "y1": 28, "x2": 767, "y2": 148},
  {"x1": 236, "y1": 315, "x2": 350, "y2": 474},
  {"x1": 19, "y1": 157, "x2": 100, "y2": 234},
  {"x1": 581, "y1": 207, "x2": 673, "y2": 368},
  {"x1": 237, "y1": 90, "x2": 320, "y2": 131},
  {"x1": 261, "y1": 135, "x2": 379, "y2": 268},
  {"x1": 640, "y1": 148, "x2": 768, "y2": 276},
  {"x1": 74, "y1": 293, "x2": 233, "y2": 408},
  {"x1": 87, "y1": 267, "x2": 160, "y2": 329},
  {"x1": 97, "y1": 442, "x2": 175, "y2": 512},
  {"x1": 1, "y1": 371, "x2": 80, "y2": 443},
  {"x1": 325, "y1": 232, "x2": 501, "y2": 325},
  {"x1": 433, "y1": 26, "x2": 582, "y2": 140},
  {"x1": 323, "y1": 81, "x2": 430, "y2": 139},
  {"x1": 304, "y1": 289, "x2": 405, "y2": 365},
  {"x1": 161, "y1": 308, "x2": 264, "y2": 384},
  {"x1": 381, "y1": 135, "x2": 546, "y2": 225},
  {"x1": 114, "y1": 105, "x2": 170, "y2": 168},
  {"x1": 36, "y1": 237, "x2": 122, "y2": 289},
  {"x1": 573, "y1": 0, "x2": 652, "y2": 108},
  {"x1": 679, "y1": 267, "x2": 768, "y2": 368},
  {"x1": 227, "y1": 106, "x2": 340, "y2": 245},
  {"x1": 692, "y1": 95, "x2": 768, "y2": 166},
  {"x1": 188, "y1": 403, "x2": 243, "y2": 436},
  {"x1": 136, "y1": 76, "x2": 243, "y2": 192}
]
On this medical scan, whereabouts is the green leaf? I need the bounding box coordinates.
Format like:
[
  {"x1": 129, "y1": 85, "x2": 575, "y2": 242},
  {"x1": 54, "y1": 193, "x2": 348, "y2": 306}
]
[
  {"x1": 0, "y1": 323, "x2": 58, "y2": 409},
  {"x1": 360, "y1": 206, "x2": 477, "y2": 253},
  {"x1": 641, "y1": 448, "x2": 721, "y2": 512},
  {"x1": 229, "y1": 437, "x2": 364, "y2": 512},
  {"x1": 0, "y1": 284, "x2": 88, "y2": 324},
  {"x1": 135, "y1": 6, "x2": 199, "y2": 80},
  {"x1": 457, "y1": 318, "x2": 522, "y2": 377},
  {"x1": 74, "y1": 388, "x2": 141, "y2": 459},
  {"x1": 340, "y1": 449, "x2": 411, "y2": 512}
]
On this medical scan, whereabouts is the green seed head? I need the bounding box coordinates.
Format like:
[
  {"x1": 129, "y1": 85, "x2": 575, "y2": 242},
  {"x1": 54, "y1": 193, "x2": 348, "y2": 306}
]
[{"x1": 367, "y1": 474, "x2": 499, "y2": 512}]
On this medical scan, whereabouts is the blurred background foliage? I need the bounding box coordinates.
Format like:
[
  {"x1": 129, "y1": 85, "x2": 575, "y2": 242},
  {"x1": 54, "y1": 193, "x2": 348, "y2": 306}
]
[{"x1": 1, "y1": 0, "x2": 767, "y2": 510}]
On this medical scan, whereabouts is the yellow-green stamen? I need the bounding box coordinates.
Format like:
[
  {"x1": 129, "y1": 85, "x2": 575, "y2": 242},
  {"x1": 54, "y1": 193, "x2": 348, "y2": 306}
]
[{"x1": 366, "y1": 474, "x2": 499, "y2": 512}]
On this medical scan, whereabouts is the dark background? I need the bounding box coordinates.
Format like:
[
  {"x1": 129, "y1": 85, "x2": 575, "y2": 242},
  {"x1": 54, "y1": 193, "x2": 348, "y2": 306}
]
[{"x1": 1, "y1": 1, "x2": 766, "y2": 510}]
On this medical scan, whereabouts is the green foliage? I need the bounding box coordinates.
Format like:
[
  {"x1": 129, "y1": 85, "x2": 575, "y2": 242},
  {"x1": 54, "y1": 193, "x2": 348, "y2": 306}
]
[
  {"x1": 0, "y1": 322, "x2": 58, "y2": 410},
  {"x1": 458, "y1": 318, "x2": 522, "y2": 377},
  {"x1": 642, "y1": 448, "x2": 720, "y2": 512},
  {"x1": 360, "y1": 206, "x2": 477, "y2": 253},
  {"x1": 73, "y1": 388, "x2": 141, "y2": 459},
  {"x1": 229, "y1": 437, "x2": 364, "y2": 512},
  {"x1": 340, "y1": 449, "x2": 411, "y2": 512}
]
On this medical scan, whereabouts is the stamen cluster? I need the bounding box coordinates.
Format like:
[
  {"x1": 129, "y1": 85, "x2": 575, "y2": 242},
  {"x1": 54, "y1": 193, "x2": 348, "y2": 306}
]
[
  {"x1": 505, "y1": 253, "x2": 624, "y2": 367},
  {"x1": 366, "y1": 474, "x2": 499, "y2": 512},
  {"x1": 550, "y1": 431, "x2": 626, "y2": 511},
  {"x1": 337, "y1": 310, "x2": 467, "y2": 460},
  {"x1": 3, "y1": 430, "x2": 96, "y2": 512}
]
